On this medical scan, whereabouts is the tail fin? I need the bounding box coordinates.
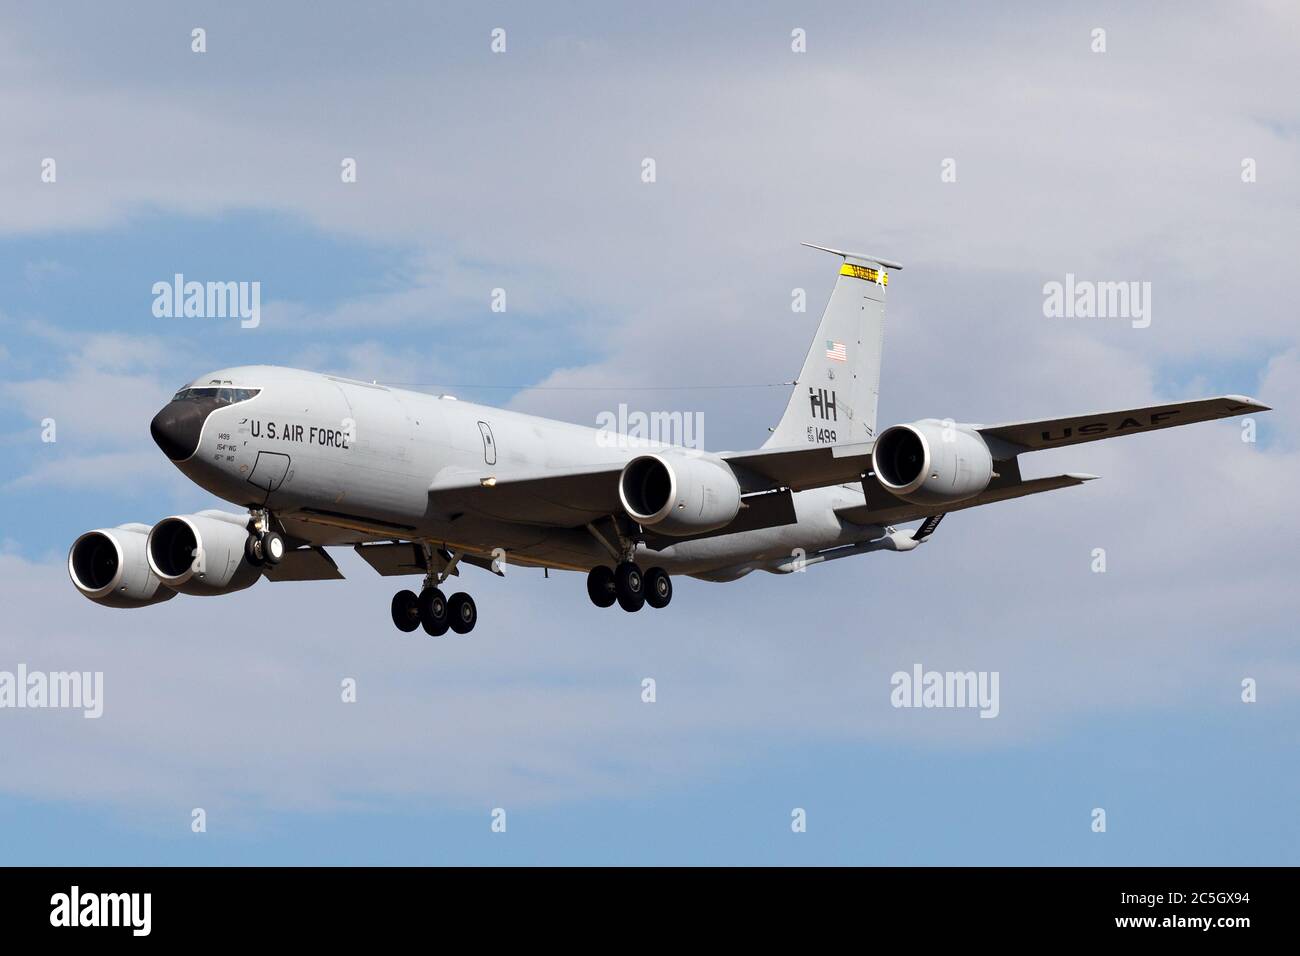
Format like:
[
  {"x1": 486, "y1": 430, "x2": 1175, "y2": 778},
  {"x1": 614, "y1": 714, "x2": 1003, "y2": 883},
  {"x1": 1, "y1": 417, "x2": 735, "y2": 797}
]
[{"x1": 763, "y1": 243, "x2": 900, "y2": 448}]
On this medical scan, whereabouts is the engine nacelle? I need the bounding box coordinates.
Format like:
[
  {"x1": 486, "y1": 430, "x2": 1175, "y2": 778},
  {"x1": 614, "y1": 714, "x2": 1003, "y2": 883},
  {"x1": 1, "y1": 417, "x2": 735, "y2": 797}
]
[
  {"x1": 871, "y1": 419, "x2": 994, "y2": 505},
  {"x1": 68, "y1": 524, "x2": 177, "y2": 608},
  {"x1": 618, "y1": 452, "x2": 742, "y2": 536},
  {"x1": 146, "y1": 511, "x2": 262, "y2": 596}
]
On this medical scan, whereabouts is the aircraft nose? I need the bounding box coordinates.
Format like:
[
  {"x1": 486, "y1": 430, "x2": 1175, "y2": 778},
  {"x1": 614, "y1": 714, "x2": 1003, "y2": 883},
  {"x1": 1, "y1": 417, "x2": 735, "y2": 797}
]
[{"x1": 150, "y1": 400, "x2": 209, "y2": 461}]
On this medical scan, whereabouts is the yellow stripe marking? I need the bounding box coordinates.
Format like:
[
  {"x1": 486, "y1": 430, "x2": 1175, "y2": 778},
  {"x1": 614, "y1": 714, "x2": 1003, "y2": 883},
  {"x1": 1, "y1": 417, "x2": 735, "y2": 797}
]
[{"x1": 840, "y1": 263, "x2": 888, "y2": 286}]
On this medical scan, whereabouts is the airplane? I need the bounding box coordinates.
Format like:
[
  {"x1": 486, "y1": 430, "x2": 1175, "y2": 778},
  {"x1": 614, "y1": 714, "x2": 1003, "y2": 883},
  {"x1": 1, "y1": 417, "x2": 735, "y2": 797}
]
[{"x1": 68, "y1": 244, "x2": 1270, "y2": 635}]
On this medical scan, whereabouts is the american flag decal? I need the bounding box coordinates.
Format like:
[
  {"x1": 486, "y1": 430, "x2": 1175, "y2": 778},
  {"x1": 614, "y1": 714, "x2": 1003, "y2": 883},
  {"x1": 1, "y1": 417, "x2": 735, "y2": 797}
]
[{"x1": 825, "y1": 340, "x2": 847, "y2": 362}]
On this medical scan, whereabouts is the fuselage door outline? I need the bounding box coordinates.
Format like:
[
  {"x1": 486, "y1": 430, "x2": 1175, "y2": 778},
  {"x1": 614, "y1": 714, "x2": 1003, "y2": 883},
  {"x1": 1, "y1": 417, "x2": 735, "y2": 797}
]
[
  {"x1": 478, "y1": 421, "x2": 497, "y2": 466},
  {"x1": 247, "y1": 450, "x2": 292, "y2": 493}
]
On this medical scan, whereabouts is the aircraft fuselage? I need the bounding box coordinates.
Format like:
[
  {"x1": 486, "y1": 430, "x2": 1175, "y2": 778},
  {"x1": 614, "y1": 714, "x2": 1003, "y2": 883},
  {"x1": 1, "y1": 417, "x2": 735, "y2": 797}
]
[{"x1": 160, "y1": 365, "x2": 879, "y2": 580}]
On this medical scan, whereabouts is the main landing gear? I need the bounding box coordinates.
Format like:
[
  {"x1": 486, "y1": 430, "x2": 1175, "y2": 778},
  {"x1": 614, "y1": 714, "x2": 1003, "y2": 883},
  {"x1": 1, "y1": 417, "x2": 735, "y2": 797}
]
[
  {"x1": 391, "y1": 546, "x2": 477, "y2": 636},
  {"x1": 587, "y1": 562, "x2": 672, "y2": 612}
]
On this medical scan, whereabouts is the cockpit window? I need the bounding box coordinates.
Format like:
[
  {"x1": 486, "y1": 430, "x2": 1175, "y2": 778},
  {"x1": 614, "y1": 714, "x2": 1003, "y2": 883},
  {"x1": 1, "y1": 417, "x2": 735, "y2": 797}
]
[{"x1": 170, "y1": 386, "x2": 261, "y2": 404}]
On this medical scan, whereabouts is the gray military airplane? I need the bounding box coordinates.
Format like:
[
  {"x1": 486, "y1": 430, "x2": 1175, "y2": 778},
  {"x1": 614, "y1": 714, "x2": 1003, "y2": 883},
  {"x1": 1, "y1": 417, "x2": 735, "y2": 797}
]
[{"x1": 69, "y1": 244, "x2": 1269, "y2": 635}]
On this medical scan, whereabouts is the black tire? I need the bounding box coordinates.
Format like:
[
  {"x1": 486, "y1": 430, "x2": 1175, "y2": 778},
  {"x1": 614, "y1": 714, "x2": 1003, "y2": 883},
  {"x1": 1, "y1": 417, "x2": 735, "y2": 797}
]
[
  {"x1": 586, "y1": 566, "x2": 616, "y2": 608},
  {"x1": 391, "y1": 590, "x2": 420, "y2": 632},
  {"x1": 244, "y1": 534, "x2": 265, "y2": 567},
  {"x1": 614, "y1": 561, "x2": 645, "y2": 612},
  {"x1": 644, "y1": 567, "x2": 672, "y2": 609},
  {"x1": 448, "y1": 592, "x2": 477, "y2": 634},
  {"x1": 419, "y1": 587, "x2": 449, "y2": 636},
  {"x1": 263, "y1": 531, "x2": 286, "y2": 566}
]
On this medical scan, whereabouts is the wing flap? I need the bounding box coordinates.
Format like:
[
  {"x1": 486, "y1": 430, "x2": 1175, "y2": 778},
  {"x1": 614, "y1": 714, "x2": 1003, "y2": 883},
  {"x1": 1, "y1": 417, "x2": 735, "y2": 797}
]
[
  {"x1": 261, "y1": 546, "x2": 345, "y2": 582},
  {"x1": 353, "y1": 541, "x2": 426, "y2": 576},
  {"x1": 836, "y1": 473, "x2": 1098, "y2": 527},
  {"x1": 353, "y1": 542, "x2": 468, "y2": 578}
]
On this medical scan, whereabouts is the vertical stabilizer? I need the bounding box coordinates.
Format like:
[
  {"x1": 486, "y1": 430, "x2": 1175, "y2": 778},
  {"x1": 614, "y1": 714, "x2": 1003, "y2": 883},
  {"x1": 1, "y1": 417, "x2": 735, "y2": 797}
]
[{"x1": 764, "y1": 244, "x2": 900, "y2": 448}]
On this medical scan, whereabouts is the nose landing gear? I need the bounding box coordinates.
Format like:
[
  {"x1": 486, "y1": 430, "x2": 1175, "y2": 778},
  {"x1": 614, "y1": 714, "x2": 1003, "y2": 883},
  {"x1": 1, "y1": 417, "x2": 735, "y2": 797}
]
[
  {"x1": 243, "y1": 509, "x2": 285, "y2": 567},
  {"x1": 245, "y1": 530, "x2": 285, "y2": 566}
]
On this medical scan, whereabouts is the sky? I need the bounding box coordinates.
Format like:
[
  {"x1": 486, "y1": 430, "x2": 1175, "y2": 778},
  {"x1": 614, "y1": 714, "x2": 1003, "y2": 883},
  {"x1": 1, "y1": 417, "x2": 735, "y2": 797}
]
[{"x1": 0, "y1": 0, "x2": 1297, "y2": 865}]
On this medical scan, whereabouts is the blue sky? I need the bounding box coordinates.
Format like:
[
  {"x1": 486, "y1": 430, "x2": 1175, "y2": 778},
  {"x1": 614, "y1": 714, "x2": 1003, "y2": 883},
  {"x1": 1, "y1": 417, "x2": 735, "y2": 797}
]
[
  {"x1": 1, "y1": 0, "x2": 1297, "y2": 865},
  {"x1": 4, "y1": 707, "x2": 1295, "y2": 866}
]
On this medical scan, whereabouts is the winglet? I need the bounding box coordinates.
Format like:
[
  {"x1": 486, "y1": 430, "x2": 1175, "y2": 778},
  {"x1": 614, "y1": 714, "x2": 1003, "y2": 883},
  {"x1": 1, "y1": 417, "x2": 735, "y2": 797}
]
[
  {"x1": 1224, "y1": 394, "x2": 1271, "y2": 412},
  {"x1": 801, "y1": 242, "x2": 903, "y2": 271}
]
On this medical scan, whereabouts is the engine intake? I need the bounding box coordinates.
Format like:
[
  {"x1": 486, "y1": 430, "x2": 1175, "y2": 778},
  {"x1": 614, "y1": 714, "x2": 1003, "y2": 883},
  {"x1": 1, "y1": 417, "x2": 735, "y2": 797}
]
[
  {"x1": 68, "y1": 525, "x2": 176, "y2": 608},
  {"x1": 618, "y1": 452, "x2": 741, "y2": 536},
  {"x1": 146, "y1": 511, "x2": 262, "y2": 596},
  {"x1": 872, "y1": 420, "x2": 994, "y2": 505}
]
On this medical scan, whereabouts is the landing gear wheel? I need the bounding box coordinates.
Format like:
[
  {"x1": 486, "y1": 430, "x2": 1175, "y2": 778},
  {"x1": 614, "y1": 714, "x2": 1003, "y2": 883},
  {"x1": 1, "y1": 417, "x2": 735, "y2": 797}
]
[
  {"x1": 391, "y1": 590, "x2": 420, "y2": 632},
  {"x1": 419, "y1": 587, "x2": 449, "y2": 636},
  {"x1": 587, "y1": 566, "x2": 617, "y2": 608},
  {"x1": 614, "y1": 561, "x2": 645, "y2": 612},
  {"x1": 244, "y1": 534, "x2": 266, "y2": 567},
  {"x1": 262, "y1": 531, "x2": 285, "y2": 566},
  {"x1": 644, "y1": 567, "x2": 672, "y2": 609},
  {"x1": 448, "y1": 592, "x2": 477, "y2": 634}
]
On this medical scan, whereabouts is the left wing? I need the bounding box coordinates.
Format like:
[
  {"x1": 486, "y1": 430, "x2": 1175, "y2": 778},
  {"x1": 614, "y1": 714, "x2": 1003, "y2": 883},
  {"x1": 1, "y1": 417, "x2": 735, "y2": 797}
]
[
  {"x1": 427, "y1": 463, "x2": 627, "y2": 527},
  {"x1": 425, "y1": 442, "x2": 878, "y2": 529},
  {"x1": 977, "y1": 395, "x2": 1269, "y2": 456},
  {"x1": 836, "y1": 472, "x2": 1098, "y2": 528},
  {"x1": 721, "y1": 441, "x2": 874, "y2": 492}
]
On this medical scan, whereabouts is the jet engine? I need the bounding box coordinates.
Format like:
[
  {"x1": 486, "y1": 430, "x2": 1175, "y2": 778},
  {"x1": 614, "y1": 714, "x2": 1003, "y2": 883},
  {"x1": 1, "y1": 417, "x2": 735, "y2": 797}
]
[
  {"x1": 618, "y1": 452, "x2": 742, "y2": 536},
  {"x1": 68, "y1": 524, "x2": 177, "y2": 608},
  {"x1": 871, "y1": 419, "x2": 994, "y2": 505},
  {"x1": 146, "y1": 510, "x2": 262, "y2": 596}
]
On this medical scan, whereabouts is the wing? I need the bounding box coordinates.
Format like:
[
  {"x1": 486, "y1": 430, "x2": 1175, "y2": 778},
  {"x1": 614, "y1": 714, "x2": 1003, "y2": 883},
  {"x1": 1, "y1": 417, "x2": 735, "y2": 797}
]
[
  {"x1": 427, "y1": 463, "x2": 627, "y2": 527},
  {"x1": 425, "y1": 442, "x2": 878, "y2": 531},
  {"x1": 977, "y1": 395, "x2": 1269, "y2": 456},
  {"x1": 836, "y1": 471, "x2": 1098, "y2": 527},
  {"x1": 721, "y1": 441, "x2": 875, "y2": 492}
]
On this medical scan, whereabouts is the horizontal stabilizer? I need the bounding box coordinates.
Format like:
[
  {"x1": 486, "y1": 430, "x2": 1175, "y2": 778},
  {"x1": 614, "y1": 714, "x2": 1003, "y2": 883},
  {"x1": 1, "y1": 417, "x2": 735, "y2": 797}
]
[
  {"x1": 978, "y1": 395, "x2": 1269, "y2": 457},
  {"x1": 801, "y1": 242, "x2": 904, "y2": 270},
  {"x1": 836, "y1": 473, "x2": 1098, "y2": 527}
]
